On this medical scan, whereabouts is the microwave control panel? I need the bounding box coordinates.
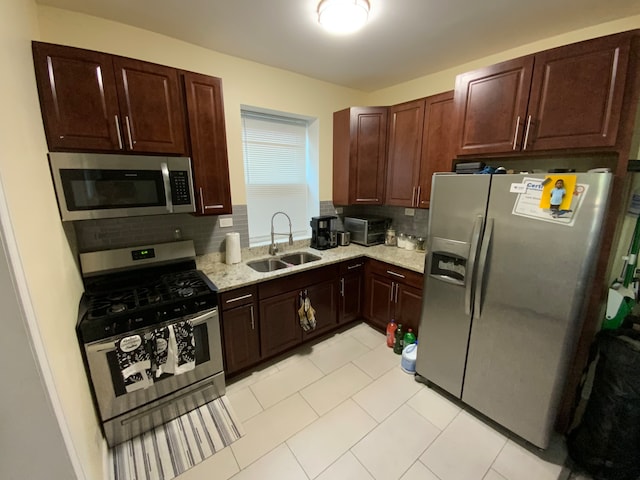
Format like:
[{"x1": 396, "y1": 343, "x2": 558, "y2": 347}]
[{"x1": 169, "y1": 171, "x2": 192, "y2": 205}]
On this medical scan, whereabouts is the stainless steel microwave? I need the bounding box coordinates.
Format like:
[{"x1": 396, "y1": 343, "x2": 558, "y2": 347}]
[{"x1": 49, "y1": 152, "x2": 196, "y2": 221}]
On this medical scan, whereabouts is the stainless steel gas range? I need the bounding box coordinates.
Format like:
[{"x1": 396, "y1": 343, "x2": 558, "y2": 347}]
[{"x1": 76, "y1": 240, "x2": 225, "y2": 447}]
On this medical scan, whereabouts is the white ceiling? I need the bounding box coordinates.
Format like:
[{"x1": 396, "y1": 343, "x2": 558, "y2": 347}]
[{"x1": 36, "y1": 0, "x2": 640, "y2": 91}]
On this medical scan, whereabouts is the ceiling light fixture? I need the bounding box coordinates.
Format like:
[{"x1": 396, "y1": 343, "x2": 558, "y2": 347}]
[{"x1": 317, "y1": 0, "x2": 370, "y2": 35}]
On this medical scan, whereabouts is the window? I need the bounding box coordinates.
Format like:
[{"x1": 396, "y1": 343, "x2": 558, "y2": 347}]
[{"x1": 241, "y1": 108, "x2": 319, "y2": 246}]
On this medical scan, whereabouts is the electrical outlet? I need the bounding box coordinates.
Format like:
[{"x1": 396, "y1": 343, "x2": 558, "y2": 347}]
[
  {"x1": 404, "y1": 208, "x2": 415, "y2": 216},
  {"x1": 219, "y1": 217, "x2": 233, "y2": 227}
]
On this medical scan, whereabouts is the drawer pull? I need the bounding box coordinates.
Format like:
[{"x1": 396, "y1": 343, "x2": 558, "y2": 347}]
[
  {"x1": 386, "y1": 270, "x2": 405, "y2": 279},
  {"x1": 347, "y1": 263, "x2": 363, "y2": 270},
  {"x1": 225, "y1": 293, "x2": 253, "y2": 304}
]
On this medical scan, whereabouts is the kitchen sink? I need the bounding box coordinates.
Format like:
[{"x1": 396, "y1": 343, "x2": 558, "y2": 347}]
[
  {"x1": 246, "y1": 258, "x2": 289, "y2": 272},
  {"x1": 246, "y1": 251, "x2": 322, "y2": 272},
  {"x1": 279, "y1": 252, "x2": 322, "y2": 265}
]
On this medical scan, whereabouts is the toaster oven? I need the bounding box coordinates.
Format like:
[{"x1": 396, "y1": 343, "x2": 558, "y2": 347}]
[{"x1": 344, "y1": 215, "x2": 389, "y2": 246}]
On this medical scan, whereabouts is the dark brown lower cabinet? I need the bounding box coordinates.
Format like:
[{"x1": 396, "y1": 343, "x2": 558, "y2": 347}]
[
  {"x1": 259, "y1": 290, "x2": 303, "y2": 358},
  {"x1": 220, "y1": 286, "x2": 260, "y2": 376},
  {"x1": 364, "y1": 259, "x2": 423, "y2": 335},
  {"x1": 339, "y1": 258, "x2": 364, "y2": 324}
]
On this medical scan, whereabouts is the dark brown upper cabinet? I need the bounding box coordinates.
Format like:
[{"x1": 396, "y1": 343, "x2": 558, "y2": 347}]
[
  {"x1": 32, "y1": 42, "x2": 187, "y2": 155},
  {"x1": 385, "y1": 92, "x2": 455, "y2": 209},
  {"x1": 453, "y1": 31, "x2": 634, "y2": 156},
  {"x1": 385, "y1": 99, "x2": 425, "y2": 207},
  {"x1": 182, "y1": 72, "x2": 232, "y2": 215},
  {"x1": 333, "y1": 107, "x2": 388, "y2": 206}
]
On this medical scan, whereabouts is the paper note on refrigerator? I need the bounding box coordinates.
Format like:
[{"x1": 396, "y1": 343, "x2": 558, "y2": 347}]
[{"x1": 512, "y1": 177, "x2": 588, "y2": 227}]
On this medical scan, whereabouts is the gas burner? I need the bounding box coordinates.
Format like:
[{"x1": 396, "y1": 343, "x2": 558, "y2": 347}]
[
  {"x1": 148, "y1": 293, "x2": 163, "y2": 304},
  {"x1": 108, "y1": 303, "x2": 127, "y2": 314},
  {"x1": 177, "y1": 287, "x2": 195, "y2": 298}
]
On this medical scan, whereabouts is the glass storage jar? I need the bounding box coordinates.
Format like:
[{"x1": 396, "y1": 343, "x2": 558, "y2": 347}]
[
  {"x1": 416, "y1": 237, "x2": 425, "y2": 251},
  {"x1": 397, "y1": 233, "x2": 407, "y2": 249},
  {"x1": 405, "y1": 234, "x2": 417, "y2": 251},
  {"x1": 385, "y1": 228, "x2": 397, "y2": 246}
]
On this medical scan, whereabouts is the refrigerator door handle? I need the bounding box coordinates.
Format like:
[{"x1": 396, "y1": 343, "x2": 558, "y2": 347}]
[
  {"x1": 474, "y1": 218, "x2": 494, "y2": 319},
  {"x1": 465, "y1": 215, "x2": 484, "y2": 315}
]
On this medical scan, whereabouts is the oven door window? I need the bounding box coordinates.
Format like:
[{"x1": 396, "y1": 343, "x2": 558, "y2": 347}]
[
  {"x1": 107, "y1": 323, "x2": 211, "y2": 397},
  {"x1": 60, "y1": 168, "x2": 166, "y2": 211}
]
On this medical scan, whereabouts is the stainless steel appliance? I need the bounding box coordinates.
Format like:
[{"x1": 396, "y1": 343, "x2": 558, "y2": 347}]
[
  {"x1": 416, "y1": 172, "x2": 612, "y2": 449},
  {"x1": 310, "y1": 215, "x2": 338, "y2": 250},
  {"x1": 49, "y1": 152, "x2": 196, "y2": 221},
  {"x1": 344, "y1": 215, "x2": 389, "y2": 246},
  {"x1": 76, "y1": 240, "x2": 224, "y2": 446},
  {"x1": 337, "y1": 230, "x2": 351, "y2": 246}
]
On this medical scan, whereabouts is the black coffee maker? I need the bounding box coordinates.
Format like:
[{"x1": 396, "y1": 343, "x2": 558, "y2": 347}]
[{"x1": 310, "y1": 215, "x2": 338, "y2": 250}]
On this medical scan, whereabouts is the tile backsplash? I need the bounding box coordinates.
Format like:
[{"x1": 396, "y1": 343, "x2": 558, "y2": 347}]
[{"x1": 73, "y1": 202, "x2": 429, "y2": 255}]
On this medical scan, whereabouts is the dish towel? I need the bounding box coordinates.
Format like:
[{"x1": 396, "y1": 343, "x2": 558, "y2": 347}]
[
  {"x1": 166, "y1": 320, "x2": 196, "y2": 375},
  {"x1": 153, "y1": 326, "x2": 171, "y2": 378},
  {"x1": 298, "y1": 290, "x2": 317, "y2": 332},
  {"x1": 116, "y1": 334, "x2": 153, "y2": 392}
]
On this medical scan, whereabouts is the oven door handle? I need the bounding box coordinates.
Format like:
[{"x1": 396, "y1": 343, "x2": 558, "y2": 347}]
[{"x1": 86, "y1": 307, "x2": 218, "y2": 353}]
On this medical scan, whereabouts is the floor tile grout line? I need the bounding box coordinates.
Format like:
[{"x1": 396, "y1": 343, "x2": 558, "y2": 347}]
[{"x1": 282, "y1": 442, "x2": 312, "y2": 480}]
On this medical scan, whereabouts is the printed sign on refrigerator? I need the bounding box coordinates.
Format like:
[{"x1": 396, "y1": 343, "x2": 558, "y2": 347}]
[{"x1": 511, "y1": 175, "x2": 588, "y2": 226}]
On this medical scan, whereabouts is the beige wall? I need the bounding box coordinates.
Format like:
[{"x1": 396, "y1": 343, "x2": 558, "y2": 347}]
[
  {"x1": 0, "y1": 1, "x2": 102, "y2": 479},
  {"x1": 0, "y1": 6, "x2": 636, "y2": 479},
  {"x1": 370, "y1": 14, "x2": 640, "y2": 105}
]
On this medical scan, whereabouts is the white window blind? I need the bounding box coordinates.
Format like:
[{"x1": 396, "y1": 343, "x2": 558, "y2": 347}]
[{"x1": 242, "y1": 110, "x2": 314, "y2": 246}]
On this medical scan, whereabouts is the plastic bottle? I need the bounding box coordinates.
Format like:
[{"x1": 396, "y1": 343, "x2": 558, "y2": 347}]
[
  {"x1": 403, "y1": 328, "x2": 416, "y2": 346},
  {"x1": 386, "y1": 319, "x2": 397, "y2": 348},
  {"x1": 393, "y1": 324, "x2": 404, "y2": 354},
  {"x1": 401, "y1": 341, "x2": 418, "y2": 374}
]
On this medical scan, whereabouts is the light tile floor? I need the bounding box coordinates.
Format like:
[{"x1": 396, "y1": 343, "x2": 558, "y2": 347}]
[{"x1": 177, "y1": 322, "x2": 593, "y2": 480}]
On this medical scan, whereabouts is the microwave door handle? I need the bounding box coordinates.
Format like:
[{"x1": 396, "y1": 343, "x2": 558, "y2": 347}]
[
  {"x1": 161, "y1": 162, "x2": 173, "y2": 213},
  {"x1": 465, "y1": 215, "x2": 484, "y2": 315}
]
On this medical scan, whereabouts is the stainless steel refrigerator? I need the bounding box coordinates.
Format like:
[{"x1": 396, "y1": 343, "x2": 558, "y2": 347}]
[{"x1": 416, "y1": 172, "x2": 612, "y2": 449}]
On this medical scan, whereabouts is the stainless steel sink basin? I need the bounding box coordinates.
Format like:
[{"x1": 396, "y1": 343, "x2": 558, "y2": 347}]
[
  {"x1": 246, "y1": 258, "x2": 289, "y2": 272},
  {"x1": 246, "y1": 251, "x2": 322, "y2": 272},
  {"x1": 279, "y1": 252, "x2": 322, "y2": 266}
]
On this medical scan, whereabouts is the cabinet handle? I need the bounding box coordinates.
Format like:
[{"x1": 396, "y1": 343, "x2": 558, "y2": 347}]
[
  {"x1": 411, "y1": 187, "x2": 416, "y2": 207},
  {"x1": 340, "y1": 278, "x2": 345, "y2": 297},
  {"x1": 347, "y1": 263, "x2": 363, "y2": 270},
  {"x1": 124, "y1": 115, "x2": 134, "y2": 149},
  {"x1": 225, "y1": 293, "x2": 253, "y2": 304},
  {"x1": 395, "y1": 282, "x2": 399, "y2": 303},
  {"x1": 416, "y1": 186, "x2": 421, "y2": 206},
  {"x1": 523, "y1": 115, "x2": 532, "y2": 150},
  {"x1": 199, "y1": 187, "x2": 205, "y2": 214},
  {"x1": 114, "y1": 115, "x2": 123, "y2": 150},
  {"x1": 249, "y1": 305, "x2": 255, "y2": 330},
  {"x1": 389, "y1": 282, "x2": 394, "y2": 303},
  {"x1": 512, "y1": 115, "x2": 521, "y2": 150},
  {"x1": 386, "y1": 270, "x2": 405, "y2": 279}
]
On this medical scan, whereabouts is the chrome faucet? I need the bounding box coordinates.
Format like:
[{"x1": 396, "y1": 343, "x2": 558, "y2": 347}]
[{"x1": 269, "y1": 211, "x2": 294, "y2": 255}]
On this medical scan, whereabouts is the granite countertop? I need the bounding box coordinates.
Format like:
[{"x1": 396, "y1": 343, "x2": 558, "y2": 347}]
[{"x1": 196, "y1": 241, "x2": 426, "y2": 292}]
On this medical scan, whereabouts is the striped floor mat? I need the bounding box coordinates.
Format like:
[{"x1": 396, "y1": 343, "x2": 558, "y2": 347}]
[{"x1": 108, "y1": 395, "x2": 245, "y2": 480}]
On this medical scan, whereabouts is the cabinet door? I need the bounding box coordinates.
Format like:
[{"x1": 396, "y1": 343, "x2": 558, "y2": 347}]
[
  {"x1": 385, "y1": 99, "x2": 425, "y2": 207},
  {"x1": 260, "y1": 290, "x2": 302, "y2": 358},
  {"x1": 113, "y1": 57, "x2": 187, "y2": 154},
  {"x1": 303, "y1": 280, "x2": 338, "y2": 340},
  {"x1": 333, "y1": 107, "x2": 388, "y2": 205},
  {"x1": 364, "y1": 273, "x2": 394, "y2": 331},
  {"x1": 340, "y1": 272, "x2": 363, "y2": 324},
  {"x1": 526, "y1": 34, "x2": 630, "y2": 151},
  {"x1": 221, "y1": 304, "x2": 260, "y2": 375},
  {"x1": 183, "y1": 72, "x2": 232, "y2": 215},
  {"x1": 417, "y1": 91, "x2": 455, "y2": 208},
  {"x1": 454, "y1": 56, "x2": 534, "y2": 156},
  {"x1": 395, "y1": 283, "x2": 423, "y2": 336},
  {"x1": 32, "y1": 42, "x2": 122, "y2": 152}
]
